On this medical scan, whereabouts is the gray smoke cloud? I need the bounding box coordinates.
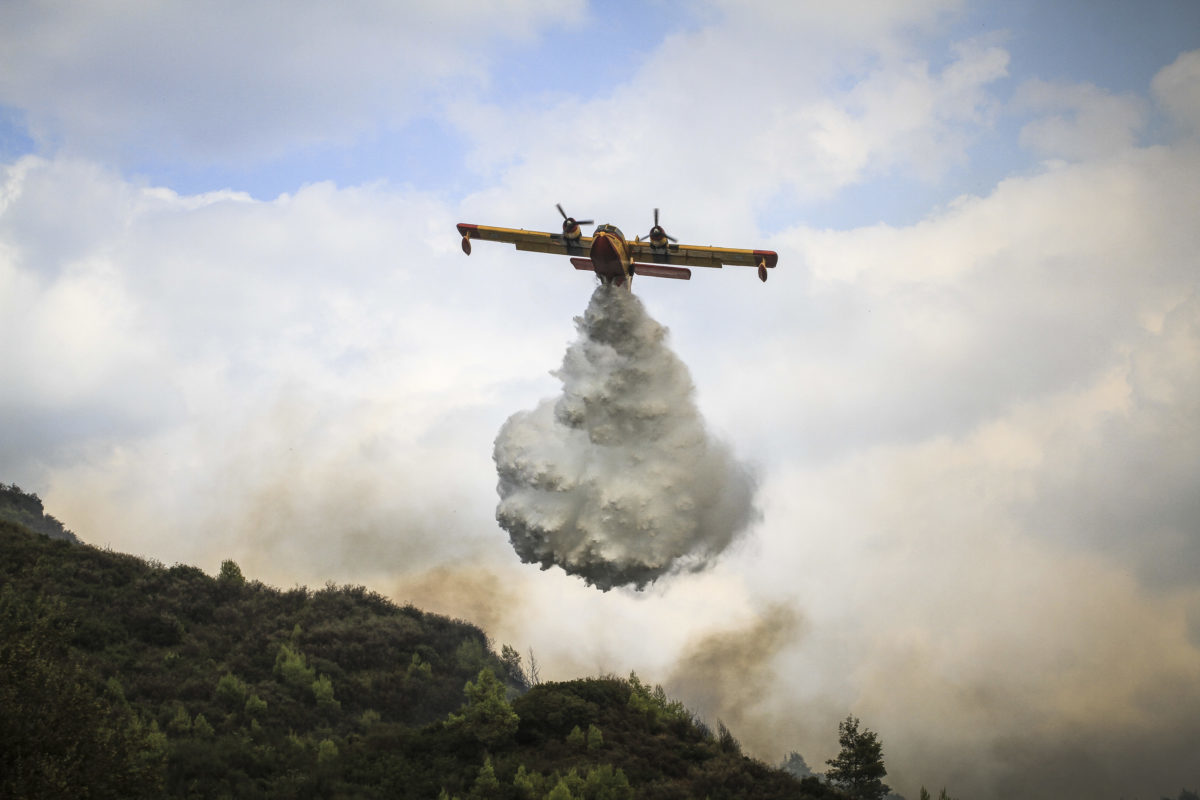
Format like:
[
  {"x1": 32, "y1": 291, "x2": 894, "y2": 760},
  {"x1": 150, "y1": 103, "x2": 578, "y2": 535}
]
[{"x1": 493, "y1": 286, "x2": 759, "y2": 591}]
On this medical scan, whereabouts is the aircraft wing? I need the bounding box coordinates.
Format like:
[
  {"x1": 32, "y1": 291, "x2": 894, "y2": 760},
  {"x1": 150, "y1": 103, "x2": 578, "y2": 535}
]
[
  {"x1": 627, "y1": 240, "x2": 778, "y2": 271},
  {"x1": 457, "y1": 223, "x2": 592, "y2": 257}
]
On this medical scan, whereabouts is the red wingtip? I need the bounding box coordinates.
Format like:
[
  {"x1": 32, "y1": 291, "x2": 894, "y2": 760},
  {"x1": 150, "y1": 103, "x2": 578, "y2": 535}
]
[{"x1": 753, "y1": 250, "x2": 779, "y2": 268}]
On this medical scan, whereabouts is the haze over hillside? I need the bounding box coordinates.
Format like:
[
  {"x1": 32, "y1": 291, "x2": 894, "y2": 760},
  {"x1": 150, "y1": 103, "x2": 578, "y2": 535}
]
[{"x1": 0, "y1": 491, "x2": 829, "y2": 799}]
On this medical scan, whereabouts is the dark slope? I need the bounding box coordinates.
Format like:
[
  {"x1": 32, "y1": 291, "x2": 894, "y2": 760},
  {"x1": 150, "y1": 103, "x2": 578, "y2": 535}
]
[
  {"x1": 0, "y1": 515, "x2": 825, "y2": 799},
  {"x1": 0, "y1": 483, "x2": 80, "y2": 543}
]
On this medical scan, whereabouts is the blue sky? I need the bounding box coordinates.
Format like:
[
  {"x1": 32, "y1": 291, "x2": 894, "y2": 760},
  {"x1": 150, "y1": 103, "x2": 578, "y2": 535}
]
[
  {"x1": 2, "y1": 3, "x2": 1199, "y2": 798},
  {"x1": 4, "y1": 0, "x2": 1196, "y2": 209}
]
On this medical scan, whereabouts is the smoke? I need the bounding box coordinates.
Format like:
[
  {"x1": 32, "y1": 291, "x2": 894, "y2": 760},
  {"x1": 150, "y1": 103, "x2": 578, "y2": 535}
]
[
  {"x1": 392, "y1": 563, "x2": 527, "y2": 642},
  {"x1": 493, "y1": 286, "x2": 759, "y2": 591},
  {"x1": 666, "y1": 604, "x2": 805, "y2": 755}
]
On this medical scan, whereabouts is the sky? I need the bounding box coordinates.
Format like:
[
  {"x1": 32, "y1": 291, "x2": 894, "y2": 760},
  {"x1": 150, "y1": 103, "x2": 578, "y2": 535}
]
[{"x1": 1, "y1": 1, "x2": 1198, "y2": 797}]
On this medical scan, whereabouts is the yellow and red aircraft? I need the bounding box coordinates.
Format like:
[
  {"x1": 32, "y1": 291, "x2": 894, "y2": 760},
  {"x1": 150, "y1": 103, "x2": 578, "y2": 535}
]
[{"x1": 457, "y1": 205, "x2": 777, "y2": 290}]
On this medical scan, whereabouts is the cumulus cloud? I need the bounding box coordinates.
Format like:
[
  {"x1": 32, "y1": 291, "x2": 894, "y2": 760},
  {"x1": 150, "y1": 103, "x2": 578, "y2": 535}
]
[
  {"x1": 0, "y1": 0, "x2": 584, "y2": 163},
  {"x1": 724, "y1": 137, "x2": 1200, "y2": 468},
  {"x1": 0, "y1": 154, "x2": 566, "y2": 584},
  {"x1": 731, "y1": 334, "x2": 1200, "y2": 798},
  {"x1": 1030, "y1": 292, "x2": 1200, "y2": 588},
  {"x1": 761, "y1": 38, "x2": 1009, "y2": 191},
  {"x1": 660, "y1": 53, "x2": 1200, "y2": 799},
  {"x1": 1016, "y1": 79, "x2": 1147, "y2": 160},
  {"x1": 454, "y1": 7, "x2": 1007, "y2": 236},
  {"x1": 1152, "y1": 48, "x2": 1200, "y2": 134}
]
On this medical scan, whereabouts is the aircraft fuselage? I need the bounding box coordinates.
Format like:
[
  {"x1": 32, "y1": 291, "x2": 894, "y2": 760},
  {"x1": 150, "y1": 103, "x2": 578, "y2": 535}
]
[{"x1": 588, "y1": 227, "x2": 632, "y2": 288}]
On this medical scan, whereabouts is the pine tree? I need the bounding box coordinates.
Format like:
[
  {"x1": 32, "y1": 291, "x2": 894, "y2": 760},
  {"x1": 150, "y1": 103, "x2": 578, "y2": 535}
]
[
  {"x1": 825, "y1": 715, "x2": 890, "y2": 800},
  {"x1": 471, "y1": 756, "x2": 501, "y2": 799},
  {"x1": 445, "y1": 668, "x2": 520, "y2": 749},
  {"x1": 586, "y1": 723, "x2": 604, "y2": 751}
]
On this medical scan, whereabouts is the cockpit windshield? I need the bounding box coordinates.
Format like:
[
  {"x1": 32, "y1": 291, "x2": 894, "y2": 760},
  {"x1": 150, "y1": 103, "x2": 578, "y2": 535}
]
[{"x1": 594, "y1": 224, "x2": 624, "y2": 239}]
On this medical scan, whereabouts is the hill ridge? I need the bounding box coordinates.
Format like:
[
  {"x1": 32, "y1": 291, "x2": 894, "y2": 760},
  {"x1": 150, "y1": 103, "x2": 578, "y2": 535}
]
[{"x1": 0, "y1": 499, "x2": 822, "y2": 799}]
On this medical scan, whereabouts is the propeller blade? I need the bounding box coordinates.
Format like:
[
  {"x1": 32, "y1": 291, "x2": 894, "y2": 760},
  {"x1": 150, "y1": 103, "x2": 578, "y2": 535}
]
[
  {"x1": 557, "y1": 203, "x2": 567, "y2": 219},
  {"x1": 666, "y1": 234, "x2": 678, "y2": 242},
  {"x1": 575, "y1": 219, "x2": 594, "y2": 226},
  {"x1": 654, "y1": 208, "x2": 659, "y2": 225}
]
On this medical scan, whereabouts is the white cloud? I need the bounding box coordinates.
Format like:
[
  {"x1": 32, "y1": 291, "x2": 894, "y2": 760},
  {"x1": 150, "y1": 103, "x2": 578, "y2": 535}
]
[
  {"x1": 0, "y1": 154, "x2": 578, "y2": 576},
  {"x1": 705, "y1": 0, "x2": 960, "y2": 58},
  {"x1": 716, "y1": 140, "x2": 1199, "y2": 469},
  {"x1": 1152, "y1": 48, "x2": 1200, "y2": 134},
  {"x1": 1016, "y1": 79, "x2": 1147, "y2": 160},
  {"x1": 763, "y1": 39, "x2": 1009, "y2": 190},
  {"x1": 739, "y1": 349, "x2": 1200, "y2": 797},
  {"x1": 0, "y1": 0, "x2": 585, "y2": 163},
  {"x1": 452, "y1": 21, "x2": 1008, "y2": 250}
]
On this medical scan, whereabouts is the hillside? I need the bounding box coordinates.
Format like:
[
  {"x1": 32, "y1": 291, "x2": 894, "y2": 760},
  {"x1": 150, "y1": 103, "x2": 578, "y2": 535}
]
[
  {"x1": 0, "y1": 483, "x2": 79, "y2": 543},
  {"x1": 0, "y1": 497, "x2": 828, "y2": 799}
]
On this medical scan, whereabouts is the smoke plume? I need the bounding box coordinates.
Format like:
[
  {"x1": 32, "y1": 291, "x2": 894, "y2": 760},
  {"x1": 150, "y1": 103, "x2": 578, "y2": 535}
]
[
  {"x1": 493, "y1": 286, "x2": 759, "y2": 590},
  {"x1": 666, "y1": 604, "x2": 805, "y2": 755}
]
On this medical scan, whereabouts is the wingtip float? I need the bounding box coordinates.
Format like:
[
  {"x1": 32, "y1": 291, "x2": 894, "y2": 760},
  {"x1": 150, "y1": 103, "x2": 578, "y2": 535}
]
[{"x1": 457, "y1": 206, "x2": 777, "y2": 291}]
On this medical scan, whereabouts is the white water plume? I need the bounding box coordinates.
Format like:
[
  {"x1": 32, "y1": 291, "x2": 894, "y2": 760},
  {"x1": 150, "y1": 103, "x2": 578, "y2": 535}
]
[{"x1": 493, "y1": 286, "x2": 759, "y2": 590}]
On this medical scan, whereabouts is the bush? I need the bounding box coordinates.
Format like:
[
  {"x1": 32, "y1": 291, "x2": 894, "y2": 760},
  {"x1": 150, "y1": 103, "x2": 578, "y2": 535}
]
[
  {"x1": 274, "y1": 643, "x2": 315, "y2": 691},
  {"x1": 214, "y1": 672, "x2": 246, "y2": 709}
]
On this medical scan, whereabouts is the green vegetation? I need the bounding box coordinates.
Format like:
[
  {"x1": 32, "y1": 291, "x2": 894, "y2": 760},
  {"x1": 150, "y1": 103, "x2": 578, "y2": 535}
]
[
  {"x1": 0, "y1": 511, "x2": 825, "y2": 798},
  {"x1": 0, "y1": 483, "x2": 79, "y2": 543},
  {"x1": 824, "y1": 716, "x2": 890, "y2": 800}
]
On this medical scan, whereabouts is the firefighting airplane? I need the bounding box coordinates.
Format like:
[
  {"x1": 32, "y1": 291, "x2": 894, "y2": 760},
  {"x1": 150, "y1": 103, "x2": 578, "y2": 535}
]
[{"x1": 457, "y1": 205, "x2": 777, "y2": 290}]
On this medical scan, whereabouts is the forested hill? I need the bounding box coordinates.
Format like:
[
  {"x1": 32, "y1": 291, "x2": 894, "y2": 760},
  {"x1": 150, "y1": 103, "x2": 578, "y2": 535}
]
[
  {"x1": 0, "y1": 510, "x2": 828, "y2": 799},
  {"x1": 1, "y1": 483, "x2": 80, "y2": 543}
]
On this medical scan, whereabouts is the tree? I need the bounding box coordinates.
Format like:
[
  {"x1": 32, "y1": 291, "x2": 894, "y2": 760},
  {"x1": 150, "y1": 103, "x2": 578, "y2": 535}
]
[
  {"x1": 500, "y1": 644, "x2": 530, "y2": 692},
  {"x1": 471, "y1": 756, "x2": 501, "y2": 799},
  {"x1": 781, "y1": 751, "x2": 815, "y2": 779},
  {"x1": 445, "y1": 668, "x2": 520, "y2": 749},
  {"x1": 512, "y1": 764, "x2": 540, "y2": 797},
  {"x1": 586, "y1": 723, "x2": 604, "y2": 751},
  {"x1": 192, "y1": 713, "x2": 214, "y2": 738},
  {"x1": 217, "y1": 559, "x2": 245, "y2": 586},
  {"x1": 716, "y1": 720, "x2": 741, "y2": 755},
  {"x1": 274, "y1": 642, "x2": 315, "y2": 690},
  {"x1": 214, "y1": 671, "x2": 246, "y2": 709},
  {"x1": 312, "y1": 673, "x2": 340, "y2": 711},
  {"x1": 244, "y1": 693, "x2": 267, "y2": 718},
  {"x1": 0, "y1": 592, "x2": 165, "y2": 798},
  {"x1": 316, "y1": 738, "x2": 339, "y2": 765},
  {"x1": 567, "y1": 725, "x2": 586, "y2": 749},
  {"x1": 928, "y1": 789, "x2": 957, "y2": 800},
  {"x1": 526, "y1": 647, "x2": 542, "y2": 686},
  {"x1": 825, "y1": 716, "x2": 890, "y2": 800},
  {"x1": 583, "y1": 765, "x2": 632, "y2": 800}
]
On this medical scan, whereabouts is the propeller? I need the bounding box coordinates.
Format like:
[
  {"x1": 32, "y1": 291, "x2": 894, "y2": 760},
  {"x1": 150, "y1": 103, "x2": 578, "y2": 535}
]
[
  {"x1": 557, "y1": 203, "x2": 593, "y2": 238},
  {"x1": 646, "y1": 208, "x2": 677, "y2": 246}
]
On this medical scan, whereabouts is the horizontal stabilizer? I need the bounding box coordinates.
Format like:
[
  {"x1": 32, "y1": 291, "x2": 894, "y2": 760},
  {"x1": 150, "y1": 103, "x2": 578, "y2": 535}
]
[
  {"x1": 570, "y1": 257, "x2": 594, "y2": 271},
  {"x1": 632, "y1": 263, "x2": 691, "y2": 280}
]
